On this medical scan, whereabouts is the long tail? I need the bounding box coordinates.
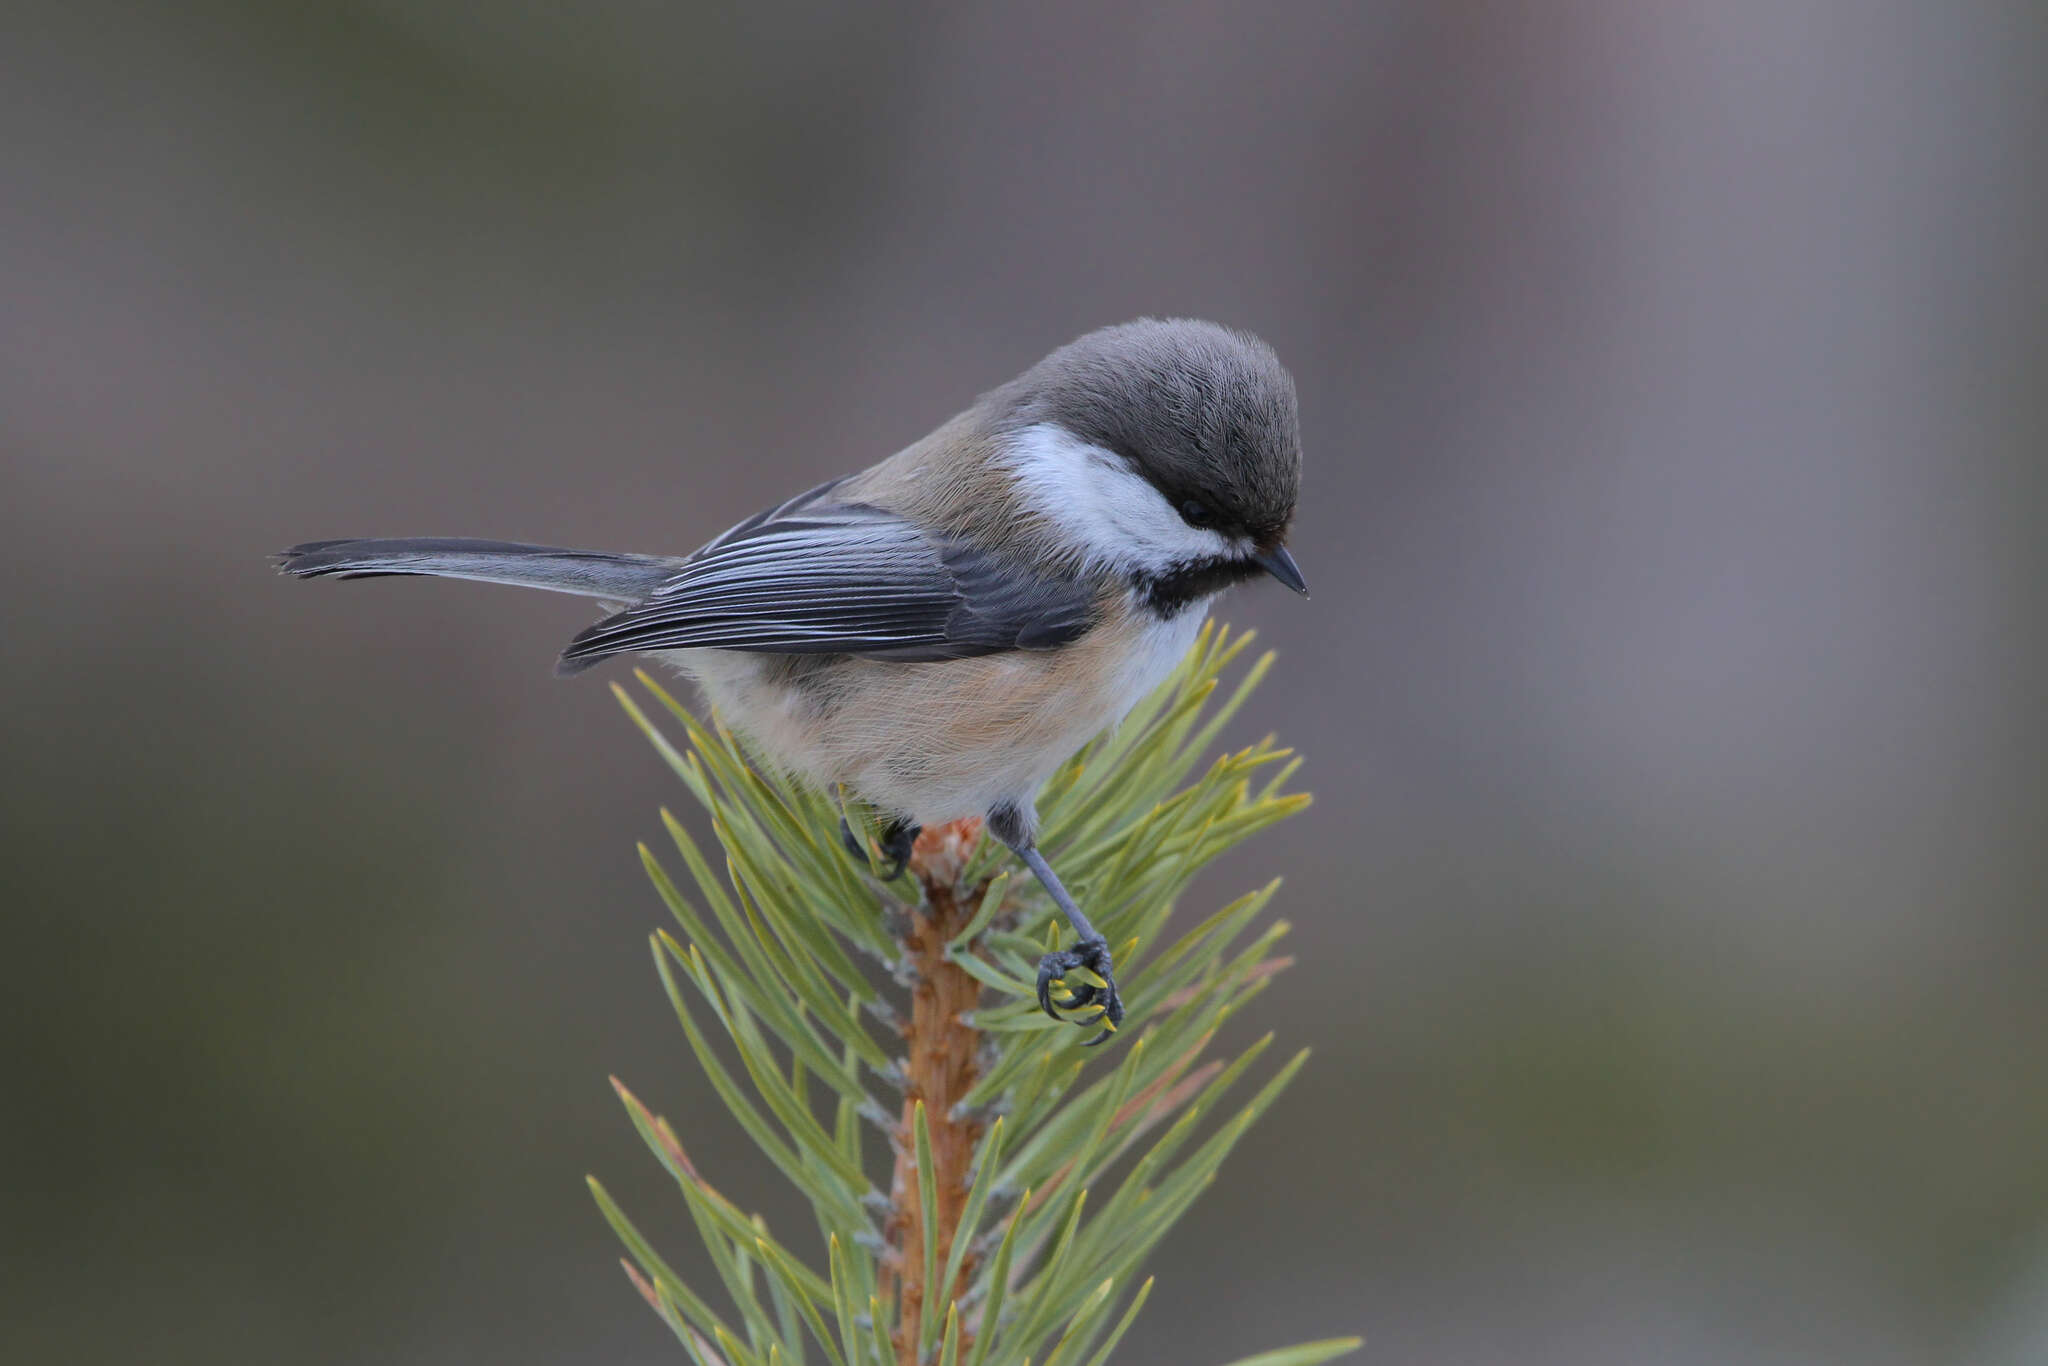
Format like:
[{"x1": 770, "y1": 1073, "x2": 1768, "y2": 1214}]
[{"x1": 276, "y1": 537, "x2": 677, "y2": 601}]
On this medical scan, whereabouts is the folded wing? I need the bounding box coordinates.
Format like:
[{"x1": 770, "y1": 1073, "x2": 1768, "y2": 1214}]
[{"x1": 555, "y1": 482, "x2": 1097, "y2": 674}]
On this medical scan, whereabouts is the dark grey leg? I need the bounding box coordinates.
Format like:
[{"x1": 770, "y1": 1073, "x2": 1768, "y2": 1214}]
[{"x1": 987, "y1": 803, "x2": 1124, "y2": 1044}]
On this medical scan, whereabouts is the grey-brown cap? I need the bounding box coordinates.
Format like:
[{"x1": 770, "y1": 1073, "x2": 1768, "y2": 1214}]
[{"x1": 991, "y1": 318, "x2": 1302, "y2": 547}]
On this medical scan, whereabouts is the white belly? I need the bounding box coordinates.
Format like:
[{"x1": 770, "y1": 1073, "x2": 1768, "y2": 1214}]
[{"x1": 666, "y1": 599, "x2": 1207, "y2": 825}]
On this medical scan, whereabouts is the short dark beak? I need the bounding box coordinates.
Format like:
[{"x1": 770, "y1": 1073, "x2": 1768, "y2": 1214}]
[{"x1": 1253, "y1": 545, "x2": 1309, "y2": 597}]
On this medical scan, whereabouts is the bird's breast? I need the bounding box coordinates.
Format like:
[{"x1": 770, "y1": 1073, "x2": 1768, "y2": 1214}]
[{"x1": 670, "y1": 593, "x2": 1209, "y2": 824}]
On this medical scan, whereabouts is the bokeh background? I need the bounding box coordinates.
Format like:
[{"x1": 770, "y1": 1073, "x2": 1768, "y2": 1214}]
[{"x1": 5, "y1": 4, "x2": 2044, "y2": 1363}]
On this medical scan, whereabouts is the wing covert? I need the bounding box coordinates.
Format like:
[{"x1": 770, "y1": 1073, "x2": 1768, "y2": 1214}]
[{"x1": 555, "y1": 490, "x2": 1095, "y2": 672}]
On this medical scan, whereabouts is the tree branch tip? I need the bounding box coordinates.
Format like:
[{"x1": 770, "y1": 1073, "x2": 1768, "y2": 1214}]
[{"x1": 600, "y1": 628, "x2": 1331, "y2": 1361}]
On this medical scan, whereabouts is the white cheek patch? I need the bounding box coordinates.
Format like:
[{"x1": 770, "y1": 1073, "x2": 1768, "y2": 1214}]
[{"x1": 1003, "y1": 422, "x2": 1240, "y2": 572}]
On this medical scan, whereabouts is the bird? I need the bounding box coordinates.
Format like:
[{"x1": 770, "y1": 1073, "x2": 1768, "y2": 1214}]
[{"x1": 278, "y1": 318, "x2": 1306, "y2": 1043}]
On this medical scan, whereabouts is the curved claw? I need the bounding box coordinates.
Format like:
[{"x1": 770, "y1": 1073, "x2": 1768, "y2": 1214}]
[
  {"x1": 1035, "y1": 937, "x2": 1124, "y2": 1042},
  {"x1": 1079, "y1": 992, "x2": 1125, "y2": 1046},
  {"x1": 838, "y1": 816, "x2": 919, "y2": 881}
]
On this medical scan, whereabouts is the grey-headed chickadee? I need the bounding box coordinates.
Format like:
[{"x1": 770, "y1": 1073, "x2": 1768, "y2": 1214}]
[{"x1": 280, "y1": 318, "x2": 1306, "y2": 1042}]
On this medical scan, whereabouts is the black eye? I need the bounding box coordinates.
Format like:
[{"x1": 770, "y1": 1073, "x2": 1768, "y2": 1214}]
[{"x1": 1179, "y1": 499, "x2": 1215, "y2": 528}]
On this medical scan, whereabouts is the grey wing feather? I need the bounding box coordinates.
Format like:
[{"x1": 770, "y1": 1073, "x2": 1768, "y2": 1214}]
[{"x1": 556, "y1": 490, "x2": 1096, "y2": 673}]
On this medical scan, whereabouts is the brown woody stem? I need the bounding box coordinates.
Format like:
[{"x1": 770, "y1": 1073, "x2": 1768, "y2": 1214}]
[{"x1": 877, "y1": 817, "x2": 989, "y2": 1366}]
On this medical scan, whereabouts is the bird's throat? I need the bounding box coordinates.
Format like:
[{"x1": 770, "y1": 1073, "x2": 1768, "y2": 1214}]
[{"x1": 1131, "y1": 556, "x2": 1261, "y2": 617}]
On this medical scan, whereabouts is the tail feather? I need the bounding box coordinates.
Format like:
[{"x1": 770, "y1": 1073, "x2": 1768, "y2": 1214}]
[{"x1": 276, "y1": 537, "x2": 676, "y2": 601}]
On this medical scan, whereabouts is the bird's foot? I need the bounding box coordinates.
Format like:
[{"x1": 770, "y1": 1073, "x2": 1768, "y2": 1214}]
[
  {"x1": 839, "y1": 816, "x2": 919, "y2": 881},
  {"x1": 1036, "y1": 936, "x2": 1124, "y2": 1046}
]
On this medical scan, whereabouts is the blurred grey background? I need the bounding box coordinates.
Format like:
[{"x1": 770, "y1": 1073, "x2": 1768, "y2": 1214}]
[{"x1": 4, "y1": 3, "x2": 2044, "y2": 1363}]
